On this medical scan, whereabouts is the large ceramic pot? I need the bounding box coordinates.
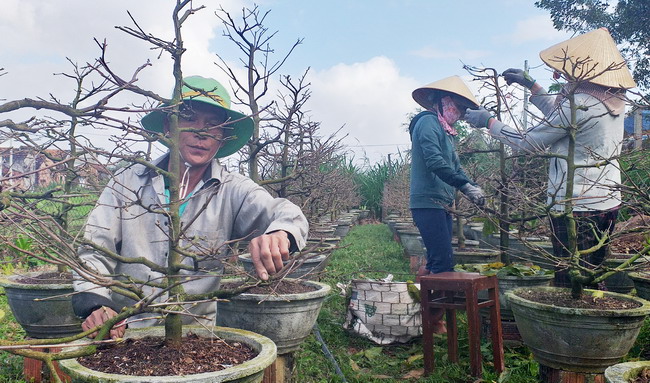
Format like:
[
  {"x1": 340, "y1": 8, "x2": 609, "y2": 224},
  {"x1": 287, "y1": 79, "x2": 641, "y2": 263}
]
[
  {"x1": 604, "y1": 361, "x2": 650, "y2": 383},
  {"x1": 475, "y1": 269, "x2": 554, "y2": 346},
  {"x1": 603, "y1": 255, "x2": 643, "y2": 294},
  {"x1": 59, "y1": 326, "x2": 276, "y2": 382},
  {"x1": 506, "y1": 286, "x2": 650, "y2": 373},
  {"x1": 629, "y1": 272, "x2": 650, "y2": 300},
  {"x1": 496, "y1": 273, "x2": 554, "y2": 320},
  {"x1": 397, "y1": 229, "x2": 424, "y2": 259},
  {"x1": 454, "y1": 248, "x2": 499, "y2": 265},
  {"x1": 217, "y1": 279, "x2": 331, "y2": 355},
  {"x1": 0, "y1": 272, "x2": 82, "y2": 338},
  {"x1": 238, "y1": 250, "x2": 332, "y2": 280}
]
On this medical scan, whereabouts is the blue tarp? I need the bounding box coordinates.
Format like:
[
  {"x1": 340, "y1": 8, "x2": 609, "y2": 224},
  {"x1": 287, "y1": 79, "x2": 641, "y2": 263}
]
[{"x1": 624, "y1": 110, "x2": 650, "y2": 134}]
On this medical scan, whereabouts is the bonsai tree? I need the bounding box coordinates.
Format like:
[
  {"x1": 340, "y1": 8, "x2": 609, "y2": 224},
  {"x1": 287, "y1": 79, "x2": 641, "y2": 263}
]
[
  {"x1": 0, "y1": 2, "x2": 332, "y2": 380},
  {"x1": 465, "y1": 30, "x2": 649, "y2": 299},
  {"x1": 462, "y1": 64, "x2": 552, "y2": 270}
]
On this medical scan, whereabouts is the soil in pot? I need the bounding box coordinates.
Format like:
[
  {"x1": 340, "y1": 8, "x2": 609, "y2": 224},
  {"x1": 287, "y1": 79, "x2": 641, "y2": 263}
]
[
  {"x1": 15, "y1": 271, "x2": 72, "y2": 284},
  {"x1": 610, "y1": 215, "x2": 650, "y2": 255},
  {"x1": 221, "y1": 279, "x2": 317, "y2": 294},
  {"x1": 77, "y1": 332, "x2": 257, "y2": 376},
  {"x1": 516, "y1": 289, "x2": 642, "y2": 310}
]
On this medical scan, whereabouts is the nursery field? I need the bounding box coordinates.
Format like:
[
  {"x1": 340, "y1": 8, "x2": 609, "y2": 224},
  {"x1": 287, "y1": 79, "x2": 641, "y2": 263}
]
[{"x1": 1, "y1": 223, "x2": 649, "y2": 382}]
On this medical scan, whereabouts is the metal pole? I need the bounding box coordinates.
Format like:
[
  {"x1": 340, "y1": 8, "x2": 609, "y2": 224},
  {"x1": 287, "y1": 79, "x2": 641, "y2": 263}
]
[
  {"x1": 523, "y1": 60, "x2": 529, "y2": 130},
  {"x1": 634, "y1": 109, "x2": 643, "y2": 150}
]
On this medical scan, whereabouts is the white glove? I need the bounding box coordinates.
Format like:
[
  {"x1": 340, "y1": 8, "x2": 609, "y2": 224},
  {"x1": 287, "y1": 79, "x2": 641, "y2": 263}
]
[{"x1": 459, "y1": 183, "x2": 485, "y2": 206}]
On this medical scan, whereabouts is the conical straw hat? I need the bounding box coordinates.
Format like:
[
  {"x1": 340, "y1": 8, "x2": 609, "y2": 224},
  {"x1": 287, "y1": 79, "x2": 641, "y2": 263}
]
[
  {"x1": 412, "y1": 75, "x2": 479, "y2": 110},
  {"x1": 539, "y1": 28, "x2": 636, "y2": 89}
]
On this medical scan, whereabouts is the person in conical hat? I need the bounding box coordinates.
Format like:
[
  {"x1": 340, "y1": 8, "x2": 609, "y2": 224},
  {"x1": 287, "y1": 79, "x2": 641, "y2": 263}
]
[
  {"x1": 409, "y1": 75, "x2": 485, "y2": 288},
  {"x1": 465, "y1": 28, "x2": 635, "y2": 287},
  {"x1": 73, "y1": 76, "x2": 308, "y2": 338}
]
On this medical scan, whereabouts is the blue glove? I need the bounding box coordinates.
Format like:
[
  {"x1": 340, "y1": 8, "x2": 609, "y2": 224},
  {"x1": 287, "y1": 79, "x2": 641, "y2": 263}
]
[
  {"x1": 459, "y1": 183, "x2": 485, "y2": 206},
  {"x1": 464, "y1": 107, "x2": 493, "y2": 129},
  {"x1": 502, "y1": 68, "x2": 536, "y2": 89}
]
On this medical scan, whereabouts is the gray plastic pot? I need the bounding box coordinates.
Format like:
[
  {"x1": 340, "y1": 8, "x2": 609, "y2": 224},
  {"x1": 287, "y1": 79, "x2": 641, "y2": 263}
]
[
  {"x1": 454, "y1": 248, "x2": 499, "y2": 265},
  {"x1": 496, "y1": 273, "x2": 554, "y2": 320},
  {"x1": 629, "y1": 272, "x2": 650, "y2": 300},
  {"x1": 0, "y1": 272, "x2": 82, "y2": 338},
  {"x1": 238, "y1": 251, "x2": 331, "y2": 280},
  {"x1": 217, "y1": 279, "x2": 331, "y2": 355},
  {"x1": 507, "y1": 286, "x2": 650, "y2": 373},
  {"x1": 59, "y1": 325, "x2": 276, "y2": 383}
]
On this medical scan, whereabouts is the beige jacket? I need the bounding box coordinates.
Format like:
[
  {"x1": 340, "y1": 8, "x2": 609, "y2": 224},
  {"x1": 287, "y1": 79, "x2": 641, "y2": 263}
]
[{"x1": 74, "y1": 155, "x2": 308, "y2": 327}]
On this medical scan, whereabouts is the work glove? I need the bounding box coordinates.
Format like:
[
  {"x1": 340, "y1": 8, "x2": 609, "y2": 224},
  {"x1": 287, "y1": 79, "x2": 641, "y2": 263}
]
[
  {"x1": 459, "y1": 183, "x2": 485, "y2": 207},
  {"x1": 502, "y1": 68, "x2": 536, "y2": 89},
  {"x1": 464, "y1": 107, "x2": 493, "y2": 129}
]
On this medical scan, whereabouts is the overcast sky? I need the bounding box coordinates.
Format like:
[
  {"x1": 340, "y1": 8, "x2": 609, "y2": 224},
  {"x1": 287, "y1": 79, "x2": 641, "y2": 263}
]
[{"x1": 1, "y1": 0, "x2": 574, "y2": 165}]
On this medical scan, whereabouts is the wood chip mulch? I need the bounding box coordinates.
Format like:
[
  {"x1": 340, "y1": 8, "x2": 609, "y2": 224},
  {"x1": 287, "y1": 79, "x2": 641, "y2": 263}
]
[
  {"x1": 222, "y1": 279, "x2": 317, "y2": 294},
  {"x1": 15, "y1": 271, "x2": 72, "y2": 285},
  {"x1": 77, "y1": 333, "x2": 257, "y2": 376},
  {"x1": 516, "y1": 289, "x2": 642, "y2": 310}
]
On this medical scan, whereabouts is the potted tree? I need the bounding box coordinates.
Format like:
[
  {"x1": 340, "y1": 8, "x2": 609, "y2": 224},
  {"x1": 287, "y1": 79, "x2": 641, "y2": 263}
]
[
  {"x1": 0, "y1": 75, "x2": 95, "y2": 339},
  {"x1": 0, "y1": 2, "x2": 334, "y2": 382},
  {"x1": 458, "y1": 65, "x2": 556, "y2": 345},
  {"x1": 488, "y1": 29, "x2": 650, "y2": 376}
]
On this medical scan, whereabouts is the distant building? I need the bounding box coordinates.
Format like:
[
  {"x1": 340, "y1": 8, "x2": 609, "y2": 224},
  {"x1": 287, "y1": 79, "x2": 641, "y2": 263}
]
[{"x1": 0, "y1": 147, "x2": 110, "y2": 191}]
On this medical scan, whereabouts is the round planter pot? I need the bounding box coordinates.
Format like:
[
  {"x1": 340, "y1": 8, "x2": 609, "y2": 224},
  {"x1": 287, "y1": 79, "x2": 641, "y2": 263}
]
[
  {"x1": 309, "y1": 236, "x2": 341, "y2": 247},
  {"x1": 506, "y1": 286, "x2": 650, "y2": 373},
  {"x1": 509, "y1": 241, "x2": 555, "y2": 269},
  {"x1": 0, "y1": 272, "x2": 82, "y2": 339},
  {"x1": 397, "y1": 230, "x2": 424, "y2": 259},
  {"x1": 497, "y1": 273, "x2": 554, "y2": 320},
  {"x1": 604, "y1": 361, "x2": 650, "y2": 383},
  {"x1": 309, "y1": 227, "x2": 336, "y2": 239},
  {"x1": 238, "y1": 250, "x2": 331, "y2": 280},
  {"x1": 629, "y1": 272, "x2": 650, "y2": 300},
  {"x1": 59, "y1": 325, "x2": 276, "y2": 382},
  {"x1": 217, "y1": 279, "x2": 331, "y2": 355},
  {"x1": 604, "y1": 256, "x2": 643, "y2": 294},
  {"x1": 454, "y1": 248, "x2": 499, "y2": 265}
]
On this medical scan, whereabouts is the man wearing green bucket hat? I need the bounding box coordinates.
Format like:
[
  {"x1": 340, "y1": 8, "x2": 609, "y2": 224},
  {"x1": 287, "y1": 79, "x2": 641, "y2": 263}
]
[{"x1": 73, "y1": 76, "x2": 308, "y2": 337}]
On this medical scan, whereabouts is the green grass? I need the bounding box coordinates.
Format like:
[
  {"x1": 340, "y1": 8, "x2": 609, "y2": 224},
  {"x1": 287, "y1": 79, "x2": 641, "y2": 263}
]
[
  {"x1": 0, "y1": 289, "x2": 26, "y2": 383},
  {"x1": 293, "y1": 223, "x2": 539, "y2": 382}
]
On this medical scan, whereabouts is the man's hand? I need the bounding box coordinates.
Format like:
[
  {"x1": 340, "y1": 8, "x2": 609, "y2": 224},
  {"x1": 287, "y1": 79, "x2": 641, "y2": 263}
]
[
  {"x1": 459, "y1": 183, "x2": 486, "y2": 206},
  {"x1": 82, "y1": 306, "x2": 126, "y2": 339},
  {"x1": 248, "y1": 231, "x2": 291, "y2": 280}
]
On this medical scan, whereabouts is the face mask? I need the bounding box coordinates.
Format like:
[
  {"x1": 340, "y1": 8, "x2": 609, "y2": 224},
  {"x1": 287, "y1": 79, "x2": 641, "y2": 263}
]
[{"x1": 440, "y1": 96, "x2": 461, "y2": 125}]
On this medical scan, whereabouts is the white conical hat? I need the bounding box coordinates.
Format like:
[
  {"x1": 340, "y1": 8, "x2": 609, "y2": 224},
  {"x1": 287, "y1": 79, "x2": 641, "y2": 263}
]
[
  {"x1": 412, "y1": 75, "x2": 479, "y2": 110},
  {"x1": 539, "y1": 28, "x2": 636, "y2": 89}
]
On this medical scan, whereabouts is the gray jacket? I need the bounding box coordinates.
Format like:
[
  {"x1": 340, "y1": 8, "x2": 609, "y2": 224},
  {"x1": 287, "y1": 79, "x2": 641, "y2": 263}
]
[
  {"x1": 490, "y1": 91, "x2": 623, "y2": 212},
  {"x1": 73, "y1": 154, "x2": 308, "y2": 326}
]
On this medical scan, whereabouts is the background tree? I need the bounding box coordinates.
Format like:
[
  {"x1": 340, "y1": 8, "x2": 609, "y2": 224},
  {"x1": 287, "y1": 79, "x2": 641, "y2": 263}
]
[{"x1": 536, "y1": 0, "x2": 650, "y2": 91}]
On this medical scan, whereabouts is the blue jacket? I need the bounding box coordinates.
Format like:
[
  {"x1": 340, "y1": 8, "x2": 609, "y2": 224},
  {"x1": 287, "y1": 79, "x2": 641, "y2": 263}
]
[{"x1": 409, "y1": 111, "x2": 472, "y2": 209}]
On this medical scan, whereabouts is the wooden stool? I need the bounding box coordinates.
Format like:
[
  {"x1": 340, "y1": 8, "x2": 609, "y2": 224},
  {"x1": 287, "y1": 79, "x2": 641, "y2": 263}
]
[{"x1": 419, "y1": 272, "x2": 505, "y2": 377}]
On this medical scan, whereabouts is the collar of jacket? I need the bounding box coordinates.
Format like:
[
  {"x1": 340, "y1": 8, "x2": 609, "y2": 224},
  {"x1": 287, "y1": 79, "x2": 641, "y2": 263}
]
[{"x1": 132, "y1": 153, "x2": 225, "y2": 184}]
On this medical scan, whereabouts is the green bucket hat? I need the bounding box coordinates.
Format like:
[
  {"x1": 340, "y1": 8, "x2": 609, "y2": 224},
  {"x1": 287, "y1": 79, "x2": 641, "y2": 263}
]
[{"x1": 141, "y1": 75, "x2": 254, "y2": 158}]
